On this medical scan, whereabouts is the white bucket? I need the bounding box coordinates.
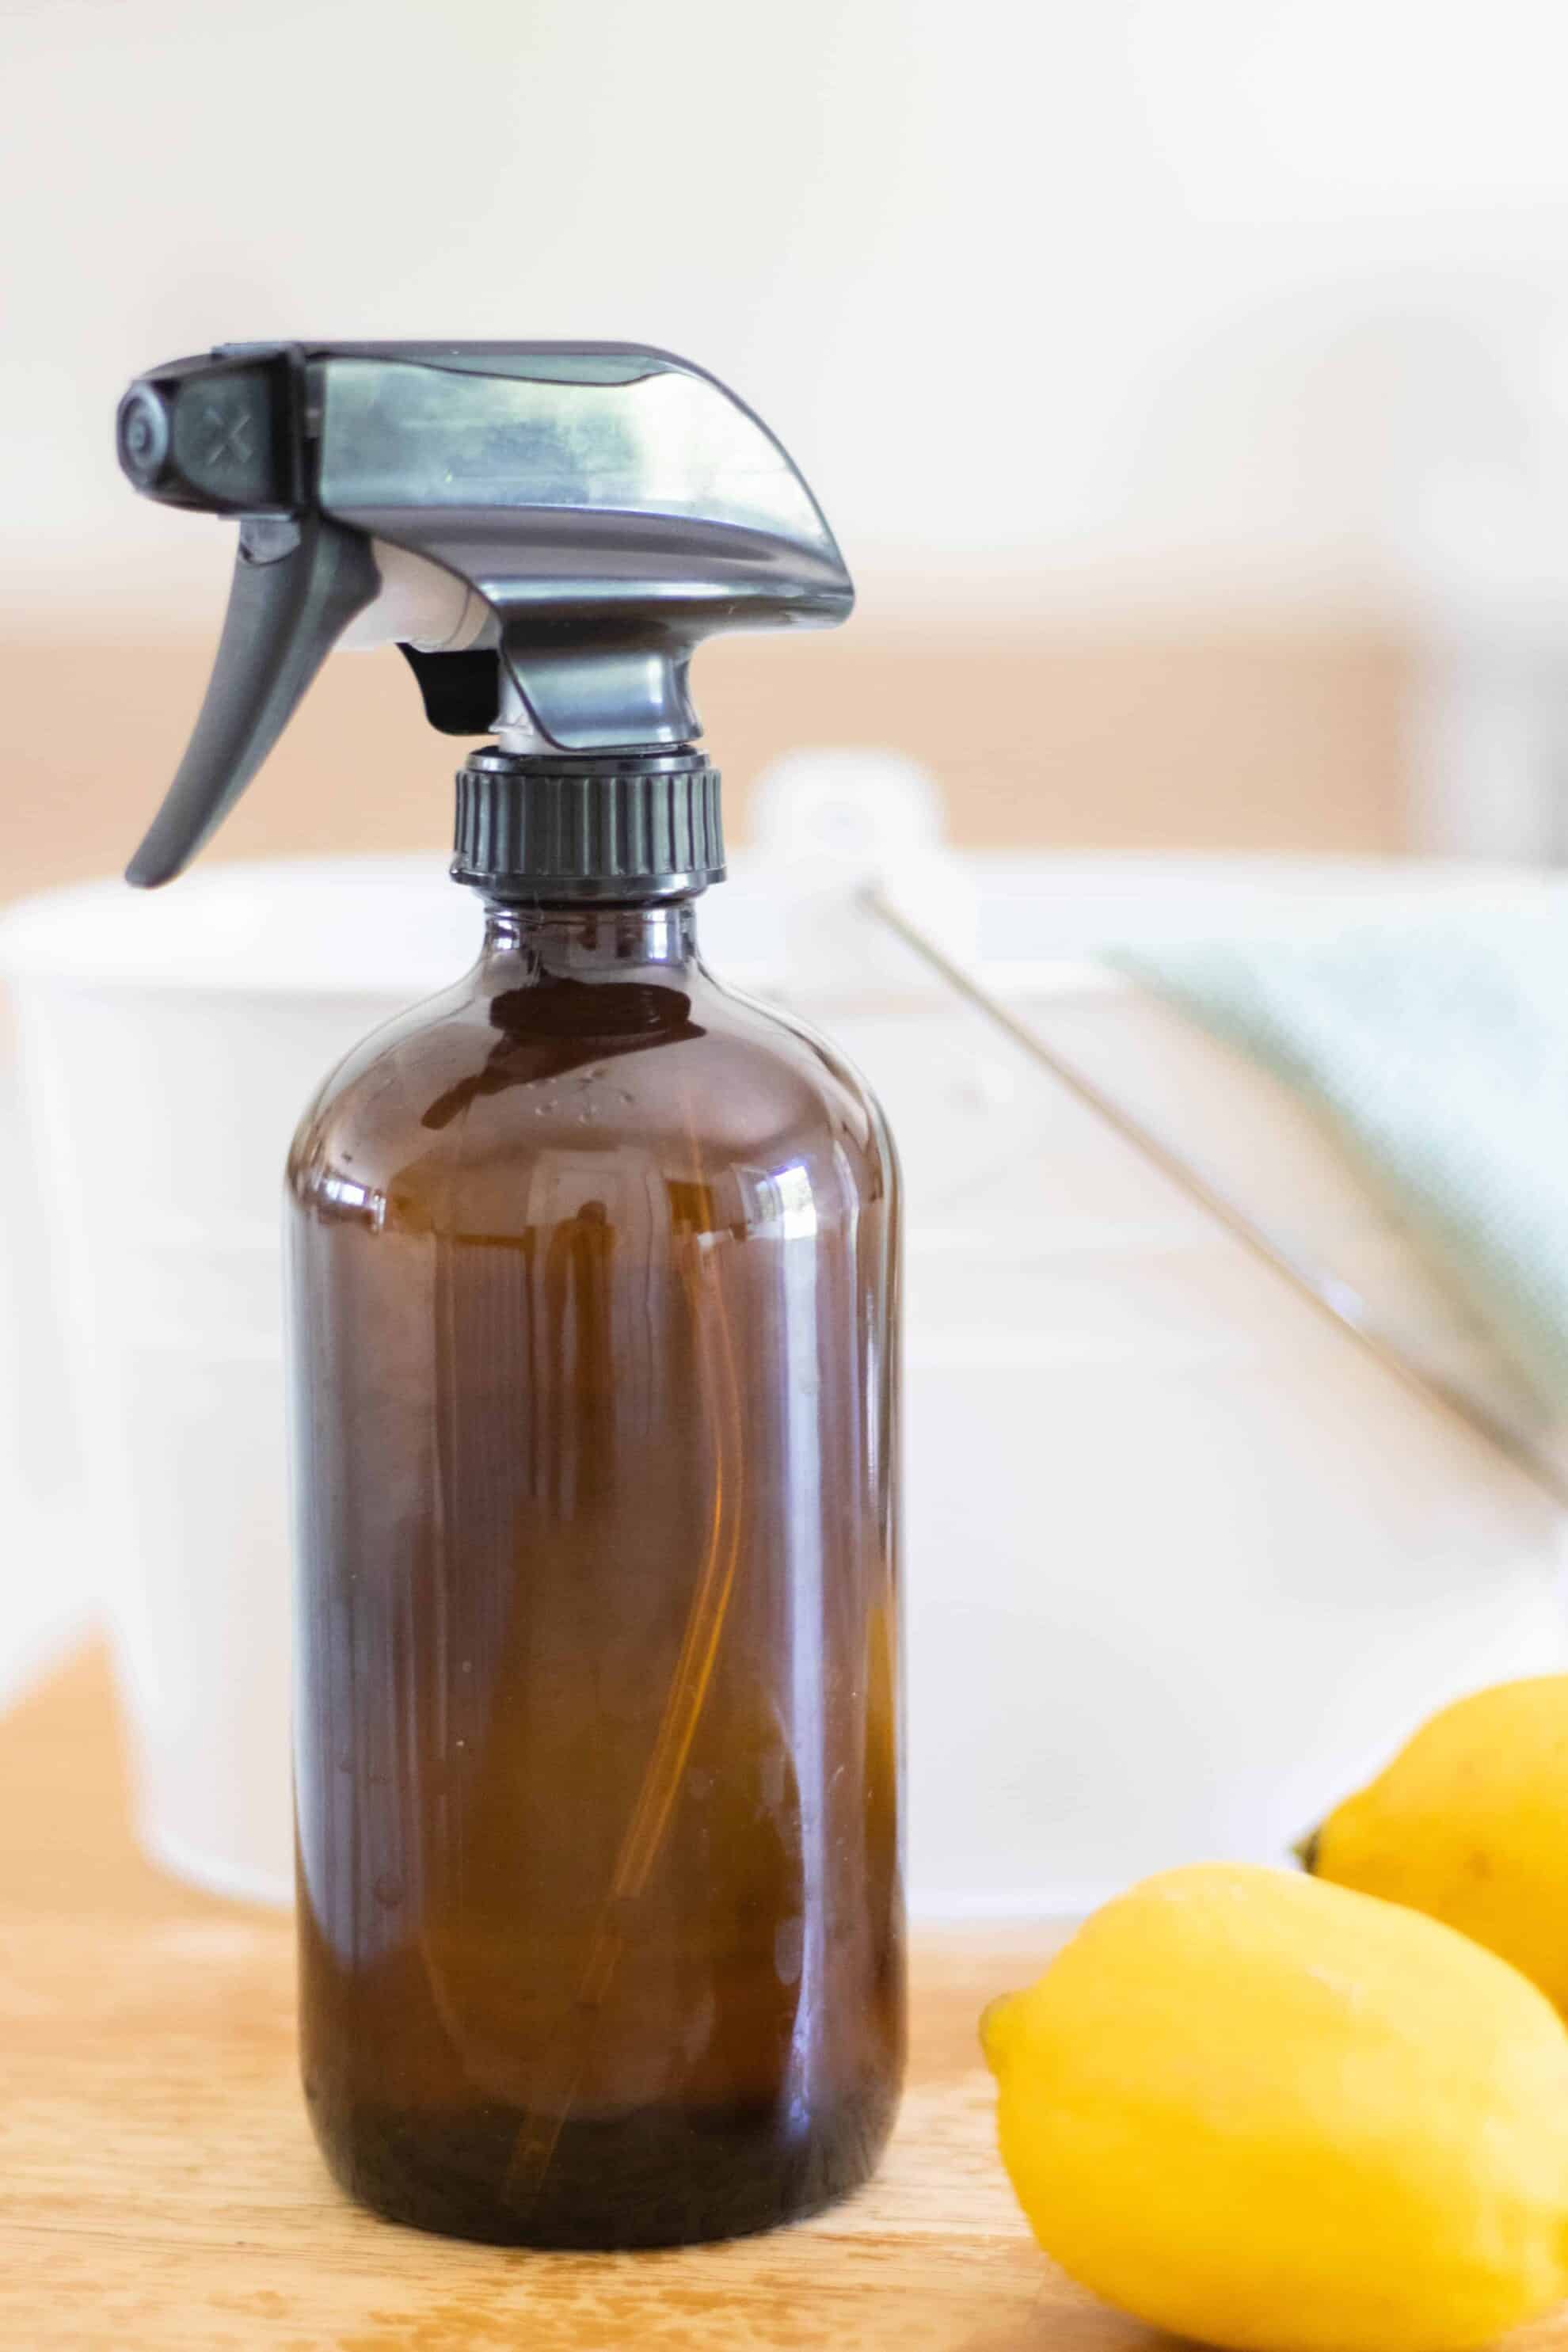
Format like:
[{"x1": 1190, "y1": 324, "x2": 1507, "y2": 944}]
[{"x1": 2, "y1": 825, "x2": 1562, "y2": 1913}]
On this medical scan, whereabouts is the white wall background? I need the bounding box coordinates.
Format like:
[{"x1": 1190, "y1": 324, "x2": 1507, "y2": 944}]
[{"x1": 8, "y1": 0, "x2": 1568, "y2": 625}]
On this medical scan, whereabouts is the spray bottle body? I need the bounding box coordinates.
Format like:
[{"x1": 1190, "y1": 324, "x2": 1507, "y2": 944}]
[
  {"x1": 112, "y1": 335, "x2": 893, "y2": 2243},
  {"x1": 286, "y1": 892, "x2": 904, "y2": 2247}
]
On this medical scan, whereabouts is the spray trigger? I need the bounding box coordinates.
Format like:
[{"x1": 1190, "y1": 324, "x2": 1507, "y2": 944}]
[{"x1": 125, "y1": 514, "x2": 379, "y2": 887}]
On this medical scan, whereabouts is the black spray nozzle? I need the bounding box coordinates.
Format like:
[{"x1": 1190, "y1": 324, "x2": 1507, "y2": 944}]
[
  {"x1": 116, "y1": 348, "x2": 304, "y2": 516},
  {"x1": 116, "y1": 341, "x2": 854, "y2": 885}
]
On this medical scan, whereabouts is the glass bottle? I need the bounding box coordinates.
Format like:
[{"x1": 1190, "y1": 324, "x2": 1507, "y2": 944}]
[{"x1": 287, "y1": 890, "x2": 904, "y2": 2247}]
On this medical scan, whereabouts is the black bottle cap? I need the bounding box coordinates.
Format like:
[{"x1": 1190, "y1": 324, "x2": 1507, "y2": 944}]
[{"x1": 452, "y1": 749, "x2": 725, "y2": 901}]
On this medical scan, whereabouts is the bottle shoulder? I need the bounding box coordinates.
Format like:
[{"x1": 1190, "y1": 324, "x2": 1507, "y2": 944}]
[{"x1": 287, "y1": 961, "x2": 896, "y2": 1236}]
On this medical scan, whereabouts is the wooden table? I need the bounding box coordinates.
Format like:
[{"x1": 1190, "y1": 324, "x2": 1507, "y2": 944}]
[{"x1": 3, "y1": 1650, "x2": 1562, "y2": 2352}]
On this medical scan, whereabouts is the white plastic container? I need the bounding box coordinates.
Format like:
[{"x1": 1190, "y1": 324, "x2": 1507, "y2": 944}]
[
  {"x1": 2, "y1": 835, "x2": 1563, "y2": 1913},
  {"x1": 0, "y1": 866, "x2": 464, "y2": 1901},
  {"x1": 0, "y1": 1045, "x2": 93, "y2": 1707}
]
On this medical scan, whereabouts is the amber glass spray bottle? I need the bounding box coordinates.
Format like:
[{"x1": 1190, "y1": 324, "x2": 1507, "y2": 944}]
[{"x1": 116, "y1": 341, "x2": 904, "y2": 2245}]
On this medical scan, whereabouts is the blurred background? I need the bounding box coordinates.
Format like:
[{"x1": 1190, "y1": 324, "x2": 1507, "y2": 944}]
[
  {"x1": 10, "y1": 0, "x2": 1568, "y2": 1915},
  {"x1": 13, "y1": 0, "x2": 1568, "y2": 888}
]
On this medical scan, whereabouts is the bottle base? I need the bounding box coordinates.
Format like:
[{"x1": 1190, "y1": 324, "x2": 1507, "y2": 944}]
[{"x1": 311, "y1": 2080, "x2": 900, "y2": 2250}]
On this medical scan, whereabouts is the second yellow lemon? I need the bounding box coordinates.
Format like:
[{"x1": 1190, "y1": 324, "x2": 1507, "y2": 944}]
[{"x1": 1307, "y1": 1674, "x2": 1568, "y2": 2013}]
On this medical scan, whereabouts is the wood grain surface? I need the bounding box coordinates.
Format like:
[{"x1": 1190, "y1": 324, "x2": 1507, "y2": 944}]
[{"x1": 2, "y1": 1647, "x2": 1561, "y2": 2350}]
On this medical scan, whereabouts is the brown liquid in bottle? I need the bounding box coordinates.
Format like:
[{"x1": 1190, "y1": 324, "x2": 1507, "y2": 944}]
[{"x1": 287, "y1": 899, "x2": 903, "y2": 2247}]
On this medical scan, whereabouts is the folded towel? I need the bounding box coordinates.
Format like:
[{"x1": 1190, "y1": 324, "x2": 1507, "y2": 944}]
[{"x1": 1110, "y1": 900, "x2": 1568, "y2": 1426}]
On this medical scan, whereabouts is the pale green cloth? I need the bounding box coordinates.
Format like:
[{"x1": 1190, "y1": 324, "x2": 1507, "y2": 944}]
[{"x1": 1110, "y1": 903, "x2": 1568, "y2": 1419}]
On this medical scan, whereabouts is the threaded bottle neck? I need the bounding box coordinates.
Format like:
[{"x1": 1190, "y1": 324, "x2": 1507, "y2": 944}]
[{"x1": 478, "y1": 900, "x2": 699, "y2": 974}]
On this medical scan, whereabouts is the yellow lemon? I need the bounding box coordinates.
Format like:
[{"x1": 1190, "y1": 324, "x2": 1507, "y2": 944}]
[
  {"x1": 1307, "y1": 1676, "x2": 1568, "y2": 2013},
  {"x1": 981, "y1": 1863, "x2": 1568, "y2": 2352}
]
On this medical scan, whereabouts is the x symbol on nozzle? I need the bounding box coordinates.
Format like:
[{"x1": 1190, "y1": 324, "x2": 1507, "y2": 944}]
[{"x1": 198, "y1": 405, "x2": 254, "y2": 472}]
